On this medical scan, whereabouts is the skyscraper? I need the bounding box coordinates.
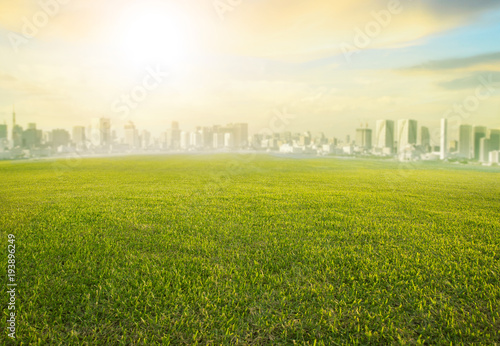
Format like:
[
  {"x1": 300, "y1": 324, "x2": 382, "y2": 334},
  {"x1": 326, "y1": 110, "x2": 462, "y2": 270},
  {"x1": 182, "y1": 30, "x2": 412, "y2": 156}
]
[
  {"x1": 124, "y1": 121, "x2": 139, "y2": 148},
  {"x1": 473, "y1": 126, "x2": 487, "y2": 160},
  {"x1": 489, "y1": 129, "x2": 500, "y2": 151},
  {"x1": 458, "y1": 124, "x2": 473, "y2": 159},
  {"x1": 12, "y1": 106, "x2": 23, "y2": 148},
  {"x1": 201, "y1": 127, "x2": 213, "y2": 149},
  {"x1": 420, "y1": 126, "x2": 430, "y2": 153},
  {"x1": 90, "y1": 118, "x2": 111, "y2": 147},
  {"x1": 232, "y1": 123, "x2": 249, "y2": 148},
  {"x1": 375, "y1": 120, "x2": 394, "y2": 152},
  {"x1": 0, "y1": 123, "x2": 7, "y2": 140},
  {"x1": 397, "y1": 119, "x2": 417, "y2": 153},
  {"x1": 72, "y1": 126, "x2": 86, "y2": 146},
  {"x1": 180, "y1": 131, "x2": 190, "y2": 149},
  {"x1": 141, "y1": 130, "x2": 151, "y2": 148},
  {"x1": 479, "y1": 137, "x2": 491, "y2": 162},
  {"x1": 356, "y1": 128, "x2": 372, "y2": 150},
  {"x1": 22, "y1": 123, "x2": 39, "y2": 148},
  {"x1": 440, "y1": 118, "x2": 448, "y2": 160},
  {"x1": 52, "y1": 129, "x2": 70, "y2": 147},
  {"x1": 167, "y1": 121, "x2": 181, "y2": 149}
]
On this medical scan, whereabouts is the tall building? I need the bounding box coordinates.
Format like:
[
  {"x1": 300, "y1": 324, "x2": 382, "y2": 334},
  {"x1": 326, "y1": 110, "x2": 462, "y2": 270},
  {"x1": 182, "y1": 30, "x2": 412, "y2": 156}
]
[
  {"x1": 473, "y1": 126, "x2": 487, "y2": 160},
  {"x1": 124, "y1": 122, "x2": 139, "y2": 148},
  {"x1": 458, "y1": 125, "x2": 473, "y2": 159},
  {"x1": 420, "y1": 126, "x2": 431, "y2": 153},
  {"x1": 22, "y1": 123, "x2": 40, "y2": 148},
  {"x1": 355, "y1": 128, "x2": 372, "y2": 150},
  {"x1": 141, "y1": 130, "x2": 151, "y2": 148},
  {"x1": 440, "y1": 118, "x2": 448, "y2": 160},
  {"x1": 180, "y1": 131, "x2": 190, "y2": 149},
  {"x1": 232, "y1": 123, "x2": 249, "y2": 148},
  {"x1": 90, "y1": 118, "x2": 111, "y2": 147},
  {"x1": 72, "y1": 126, "x2": 86, "y2": 145},
  {"x1": 12, "y1": 106, "x2": 23, "y2": 148},
  {"x1": 397, "y1": 119, "x2": 417, "y2": 153},
  {"x1": 375, "y1": 120, "x2": 394, "y2": 152},
  {"x1": 224, "y1": 132, "x2": 233, "y2": 148},
  {"x1": 479, "y1": 137, "x2": 491, "y2": 162},
  {"x1": 0, "y1": 123, "x2": 7, "y2": 140},
  {"x1": 189, "y1": 131, "x2": 202, "y2": 148},
  {"x1": 218, "y1": 125, "x2": 235, "y2": 148},
  {"x1": 201, "y1": 127, "x2": 213, "y2": 149},
  {"x1": 52, "y1": 129, "x2": 70, "y2": 147},
  {"x1": 167, "y1": 121, "x2": 181, "y2": 149},
  {"x1": 213, "y1": 132, "x2": 224, "y2": 149},
  {"x1": 489, "y1": 129, "x2": 500, "y2": 151}
]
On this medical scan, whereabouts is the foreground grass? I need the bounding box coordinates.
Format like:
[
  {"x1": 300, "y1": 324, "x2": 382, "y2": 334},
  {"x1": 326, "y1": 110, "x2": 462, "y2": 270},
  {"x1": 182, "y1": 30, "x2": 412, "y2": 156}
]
[{"x1": 1, "y1": 154, "x2": 499, "y2": 344}]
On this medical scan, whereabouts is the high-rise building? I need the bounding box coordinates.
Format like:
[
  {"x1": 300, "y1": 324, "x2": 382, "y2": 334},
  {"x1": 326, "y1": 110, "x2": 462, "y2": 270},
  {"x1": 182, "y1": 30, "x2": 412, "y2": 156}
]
[
  {"x1": 22, "y1": 123, "x2": 40, "y2": 148},
  {"x1": 0, "y1": 123, "x2": 7, "y2": 140},
  {"x1": 473, "y1": 126, "x2": 487, "y2": 160},
  {"x1": 479, "y1": 137, "x2": 491, "y2": 162},
  {"x1": 440, "y1": 118, "x2": 448, "y2": 160},
  {"x1": 189, "y1": 131, "x2": 202, "y2": 148},
  {"x1": 11, "y1": 106, "x2": 23, "y2": 148},
  {"x1": 420, "y1": 126, "x2": 431, "y2": 153},
  {"x1": 397, "y1": 119, "x2": 417, "y2": 153},
  {"x1": 52, "y1": 129, "x2": 70, "y2": 147},
  {"x1": 217, "y1": 125, "x2": 235, "y2": 148},
  {"x1": 232, "y1": 123, "x2": 249, "y2": 148},
  {"x1": 124, "y1": 122, "x2": 139, "y2": 148},
  {"x1": 180, "y1": 131, "x2": 190, "y2": 149},
  {"x1": 213, "y1": 132, "x2": 224, "y2": 149},
  {"x1": 375, "y1": 120, "x2": 394, "y2": 152},
  {"x1": 90, "y1": 118, "x2": 111, "y2": 147},
  {"x1": 489, "y1": 129, "x2": 500, "y2": 151},
  {"x1": 201, "y1": 127, "x2": 213, "y2": 149},
  {"x1": 167, "y1": 121, "x2": 181, "y2": 149},
  {"x1": 355, "y1": 128, "x2": 372, "y2": 150},
  {"x1": 141, "y1": 130, "x2": 151, "y2": 148},
  {"x1": 458, "y1": 124, "x2": 473, "y2": 159},
  {"x1": 72, "y1": 126, "x2": 86, "y2": 145},
  {"x1": 224, "y1": 132, "x2": 233, "y2": 148}
]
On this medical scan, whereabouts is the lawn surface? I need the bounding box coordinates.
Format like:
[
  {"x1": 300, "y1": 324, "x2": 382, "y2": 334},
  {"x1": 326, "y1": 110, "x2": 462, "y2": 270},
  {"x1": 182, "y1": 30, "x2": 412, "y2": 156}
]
[{"x1": 1, "y1": 154, "x2": 500, "y2": 344}]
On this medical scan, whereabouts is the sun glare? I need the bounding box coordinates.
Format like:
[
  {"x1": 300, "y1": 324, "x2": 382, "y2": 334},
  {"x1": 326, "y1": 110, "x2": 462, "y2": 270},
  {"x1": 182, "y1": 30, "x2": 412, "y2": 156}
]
[{"x1": 113, "y1": 2, "x2": 195, "y2": 67}]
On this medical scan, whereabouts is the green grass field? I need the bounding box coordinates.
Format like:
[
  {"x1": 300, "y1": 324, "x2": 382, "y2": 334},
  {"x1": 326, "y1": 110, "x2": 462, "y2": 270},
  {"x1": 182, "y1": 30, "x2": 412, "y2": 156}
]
[{"x1": 1, "y1": 155, "x2": 499, "y2": 344}]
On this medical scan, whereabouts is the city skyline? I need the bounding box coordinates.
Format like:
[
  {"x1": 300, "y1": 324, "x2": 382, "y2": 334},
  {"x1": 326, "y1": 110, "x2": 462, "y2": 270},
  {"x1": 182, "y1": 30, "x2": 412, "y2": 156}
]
[
  {"x1": 3, "y1": 106, "x2": 500, "y2": 164},
  {"x1": 1, "y1": 1, "x2": 500, "y2": 137},
  {"x1": 4, "y1": 107, "x2": 500, "y2": 146}
]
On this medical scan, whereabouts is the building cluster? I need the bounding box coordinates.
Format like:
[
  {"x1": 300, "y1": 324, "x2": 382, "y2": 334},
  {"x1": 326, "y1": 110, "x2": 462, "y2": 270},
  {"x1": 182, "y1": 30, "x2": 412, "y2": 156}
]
[
  {"x1": 347, "y1": 119, "x2": 500, "y2": 164},
  {"x1": 1, "y1": 109, "x2": 499, "y2": 165},
  {"x1": 272, "y1": 119, "x2": 499, "y2": 165},
  {"x1": 0, "y1": 109, "x2": 250, "y2": 159}
]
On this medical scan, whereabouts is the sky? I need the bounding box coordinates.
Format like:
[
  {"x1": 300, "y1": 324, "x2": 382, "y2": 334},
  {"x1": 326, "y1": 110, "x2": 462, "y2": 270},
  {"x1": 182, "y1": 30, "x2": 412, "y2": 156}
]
[{"x1": 0, "y1": 0, "x2": 499, "y2": 141}]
